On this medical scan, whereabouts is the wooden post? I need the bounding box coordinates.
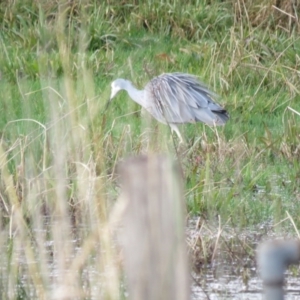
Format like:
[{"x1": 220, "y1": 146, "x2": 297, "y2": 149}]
[{"x1": 117, "y1": 155, "x2": 189, "y2": 300}]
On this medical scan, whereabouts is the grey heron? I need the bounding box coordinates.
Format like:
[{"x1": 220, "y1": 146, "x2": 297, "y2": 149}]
[{"x1": 107, "y1": 73, "x2": 229, "y2": 143}]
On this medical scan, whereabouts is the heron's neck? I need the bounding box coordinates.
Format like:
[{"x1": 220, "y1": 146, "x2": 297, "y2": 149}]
[{"x1": 125, "y1": 82, "x2": 146, "y2": 108}]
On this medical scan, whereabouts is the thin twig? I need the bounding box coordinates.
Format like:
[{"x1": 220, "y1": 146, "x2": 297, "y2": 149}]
[
  {"x1": 287, "y1": 106, "x2": 300, "y2": 117},
  {"x1": 286, "y1": 211, "x2": 300, "y2": 239}
]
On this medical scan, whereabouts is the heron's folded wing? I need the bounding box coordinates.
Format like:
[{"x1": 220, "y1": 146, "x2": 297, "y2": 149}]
[{"x1": 145, "y1": 73, "x2": 225, "y2": 124}]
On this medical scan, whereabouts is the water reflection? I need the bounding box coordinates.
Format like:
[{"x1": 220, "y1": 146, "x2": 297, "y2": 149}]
[
  {"x1": 188, "y1": 218, "x2": 300, "y2": 299},
  {"x1": 3, "y1": 217, "x2": 300, "y2": 299},
  {"x1": 192, "y1": 266, "x2": 300, "y2": 299}
]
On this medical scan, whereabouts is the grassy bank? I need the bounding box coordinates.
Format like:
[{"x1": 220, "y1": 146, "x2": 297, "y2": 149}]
[
  {"x1": 1, "y1": 0, "x2": 299, "y2": 224},
  {"x1": 0, "y1": 0, "x2": 300, "y2": 298}
]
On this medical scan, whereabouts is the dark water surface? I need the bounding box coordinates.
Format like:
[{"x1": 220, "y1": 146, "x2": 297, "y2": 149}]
[
  {"x1": 188, "y1": 218, "x2": 300, "y2": 299},
  {"x1": 4, "y1": 217, "x2": 300, "y2": 299}
]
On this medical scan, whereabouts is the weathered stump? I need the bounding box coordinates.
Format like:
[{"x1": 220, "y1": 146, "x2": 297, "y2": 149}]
[{"x1": 118, "y1": 155, "x2": 189, "y2": 300}]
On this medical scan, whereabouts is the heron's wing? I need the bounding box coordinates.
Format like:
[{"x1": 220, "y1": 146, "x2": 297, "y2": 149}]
[{"x1": 145, "y1": 73, "x2": 227, "y2": 125}]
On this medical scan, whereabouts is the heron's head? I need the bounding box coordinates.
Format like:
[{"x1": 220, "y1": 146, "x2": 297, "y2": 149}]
[
  {"x1": 110, "y1": 79, "x2": 129, "y2": 100},
  {"x1": 105, "y1": 79, "x2": 131, "y2": 111}
]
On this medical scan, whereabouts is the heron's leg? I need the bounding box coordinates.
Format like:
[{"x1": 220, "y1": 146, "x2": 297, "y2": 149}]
[{"x1": 169, "y1": 124, "x2": 184, "y2": 144}]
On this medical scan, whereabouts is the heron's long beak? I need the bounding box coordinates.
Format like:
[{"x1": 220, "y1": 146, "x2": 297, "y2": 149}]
[{"x1": 104, "y1": 98, "x2": 112, "y2": 111}]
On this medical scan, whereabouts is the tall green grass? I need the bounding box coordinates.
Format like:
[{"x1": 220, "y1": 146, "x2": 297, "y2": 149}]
[{"x1": 0, "y1": 0, "x2": 300, "y2": 298}]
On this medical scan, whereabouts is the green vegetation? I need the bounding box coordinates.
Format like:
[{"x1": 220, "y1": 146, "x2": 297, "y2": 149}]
[{"x1": 0, "y1": 0, "x2": 300, "y2": 298}]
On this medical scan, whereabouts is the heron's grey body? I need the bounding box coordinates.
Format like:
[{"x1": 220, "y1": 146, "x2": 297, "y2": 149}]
[{"x1": 109, "y1": 73, "x2": 229, "y2": 142}]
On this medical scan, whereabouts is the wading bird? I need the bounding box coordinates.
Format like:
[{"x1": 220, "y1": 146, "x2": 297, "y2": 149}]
[{"x1": 106, "y1": 73, "x2": 229, "y2": 143}]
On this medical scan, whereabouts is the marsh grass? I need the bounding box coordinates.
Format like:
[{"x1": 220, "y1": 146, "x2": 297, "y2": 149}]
[{"x1": 0, "y1": 0, "x2": 300, "y2": 298}]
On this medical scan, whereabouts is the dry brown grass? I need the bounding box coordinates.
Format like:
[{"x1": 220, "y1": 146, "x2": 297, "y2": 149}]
[{"x1": 234, "y1": 0, "x2": 300, "y2": 33}]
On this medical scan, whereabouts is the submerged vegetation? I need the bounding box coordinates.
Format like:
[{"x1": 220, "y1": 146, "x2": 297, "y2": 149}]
[{"x1": 0, "y1": 0, "x2": 300, "y2": 298}]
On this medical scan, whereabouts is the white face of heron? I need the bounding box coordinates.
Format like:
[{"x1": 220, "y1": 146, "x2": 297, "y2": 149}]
[{"x1": 110, "y1": 79, "x2": 124, "y2": 100}]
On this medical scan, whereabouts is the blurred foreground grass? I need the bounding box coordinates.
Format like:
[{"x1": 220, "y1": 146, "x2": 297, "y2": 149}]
[{"x1": 0, "y1": 0, "x2": 300, "y2": 298}]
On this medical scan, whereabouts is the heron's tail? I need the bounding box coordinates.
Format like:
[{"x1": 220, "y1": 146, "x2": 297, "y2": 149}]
[{"x1": 213, "y1": 109, "x2": 229, "y2": 125}]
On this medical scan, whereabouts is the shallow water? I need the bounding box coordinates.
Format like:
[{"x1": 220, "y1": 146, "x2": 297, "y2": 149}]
[
  {"x1": 12, "y1": 257, "x2": 300, "y2": 299},
  {"x1": 3, "y1": 218, "x2": 300, "y2": 299},
  {"x1": 192, "y1": 265, "x2": 300, "y2": 299},
  {"x1": 188, "y1": 218, "x2": 300, "y2": 299}
]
